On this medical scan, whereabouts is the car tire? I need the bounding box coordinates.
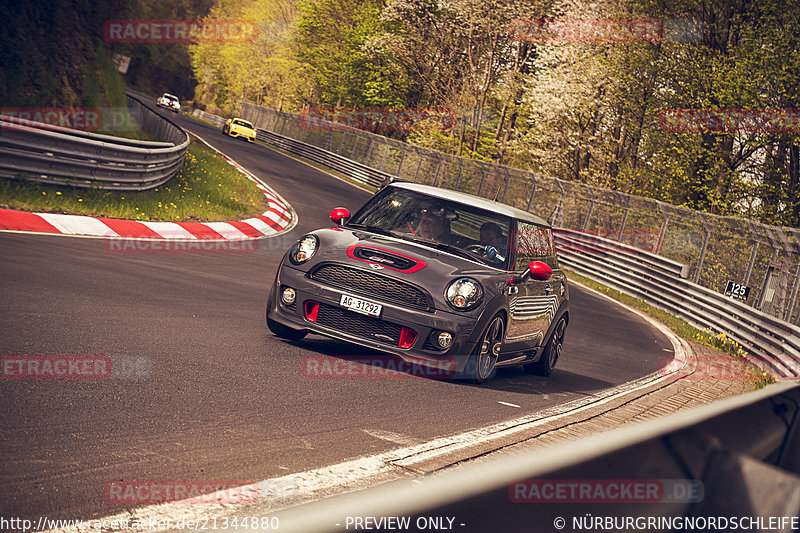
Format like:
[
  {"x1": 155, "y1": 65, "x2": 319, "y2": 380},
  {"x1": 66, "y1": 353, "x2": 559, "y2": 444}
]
[
  {"x1": 267, "y1": 316, "x2": 307, "y2": 341},
  {"x1": 524, "y1": 316, "x2": 566, "y2": 376},
  {"x1": 462, "y1": 314, "x2": 504, "y2": 384}
]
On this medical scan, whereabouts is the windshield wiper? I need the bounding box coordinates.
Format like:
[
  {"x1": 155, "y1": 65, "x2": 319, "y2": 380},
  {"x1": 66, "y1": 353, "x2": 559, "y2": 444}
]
[{"x1": 345, "y1": 223, "x2": 398, "y2": 238}]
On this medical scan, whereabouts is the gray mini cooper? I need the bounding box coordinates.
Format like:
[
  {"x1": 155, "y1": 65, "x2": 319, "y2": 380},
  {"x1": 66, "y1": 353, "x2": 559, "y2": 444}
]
[{"x1": 266, "y1": 182, "x2": 569, "y2": 383}]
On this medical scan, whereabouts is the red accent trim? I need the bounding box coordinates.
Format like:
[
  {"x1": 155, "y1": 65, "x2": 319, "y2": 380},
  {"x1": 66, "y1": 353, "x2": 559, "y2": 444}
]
[
  {"x1": 399, "y1": 327, "x2": 417, "y2": 348},
  {"x1": 346, "y1": 245, "x2": 427, "y2": 273},
  {"x1": 256, "y1": 215, "x2": 284, "y2": 231},
  {"x1": 407, "y1": 221, "x2": 417, "y2": 236},
  {"x1": 304, "y1": 301, "x2": 319, "y2": 322},
  {"x1": 0, "y1": 209, "x2": 61, "y2": 233},
  {"x1": 226, "y1": 220, "x2": 267, "y2": 238},
  {"x1": 96, "y1": 218, "x2": 161, "y2": 238},
  {"x1": 176, "y1": 222, "x2": 225, "y2": 240}
]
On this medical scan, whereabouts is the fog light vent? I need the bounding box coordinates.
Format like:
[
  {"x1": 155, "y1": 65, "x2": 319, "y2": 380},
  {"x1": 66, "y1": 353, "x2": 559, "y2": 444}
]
[
  {"x1": 437, "y1": 332, "x2": 453, "y2": 349},
  {"x1": 281, "y1": 287, "x2": 296, "y2": 305}
]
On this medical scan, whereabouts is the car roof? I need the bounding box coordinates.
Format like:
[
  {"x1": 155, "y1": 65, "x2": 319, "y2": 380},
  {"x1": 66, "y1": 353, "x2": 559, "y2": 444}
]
[
  {"x1": 163, "y1": 93, "x2": 178, "y2": 99},
  {"x1": 387, "y1": 182, "x2": 550, "y2": 227}
]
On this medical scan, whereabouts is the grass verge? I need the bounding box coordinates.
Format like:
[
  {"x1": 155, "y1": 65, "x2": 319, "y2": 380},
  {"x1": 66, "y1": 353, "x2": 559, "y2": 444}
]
[
  {"x1": 564, "y1": 269, "x2": 778, "y2": 390},
  {"x1": 0, "y1": 137, "x2": 268, "y2": 222}
]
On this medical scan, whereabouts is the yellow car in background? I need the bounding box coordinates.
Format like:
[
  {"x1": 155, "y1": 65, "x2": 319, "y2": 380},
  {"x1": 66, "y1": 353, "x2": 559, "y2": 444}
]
[{"x1": 222, "y1": 118, "x2": 257, "y2": 142}]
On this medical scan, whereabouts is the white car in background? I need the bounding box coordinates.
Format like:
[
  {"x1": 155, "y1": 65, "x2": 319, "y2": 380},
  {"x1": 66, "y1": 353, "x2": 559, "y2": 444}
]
[{"x1": 156, "y1": 93, "x2": 180, "y2": 113}]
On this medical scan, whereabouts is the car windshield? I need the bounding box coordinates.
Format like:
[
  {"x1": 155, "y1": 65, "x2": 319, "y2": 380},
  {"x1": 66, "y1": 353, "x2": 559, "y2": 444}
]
[
  {"x1": 233, "y1": 119, "x2": 253, "y2": 128},
  {"x1": 348, "y1": 188, "x2": 512, "y2": 269},
  {"x1": 164, "y1": 95, "x2": 178, "y2": 102}
]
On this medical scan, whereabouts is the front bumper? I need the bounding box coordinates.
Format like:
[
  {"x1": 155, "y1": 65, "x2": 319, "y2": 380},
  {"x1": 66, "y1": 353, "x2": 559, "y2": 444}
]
[
  {"x1": 228, "y1": 128, "x2": 256, "y2": 141},
  {"x1": 267, "y1": 264, "x2": 482, "y2": 374}
]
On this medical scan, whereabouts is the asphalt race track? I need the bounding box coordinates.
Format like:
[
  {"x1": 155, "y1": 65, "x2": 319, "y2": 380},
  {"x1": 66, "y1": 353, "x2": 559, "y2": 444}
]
[{"x1": 0, "y1": 104, "x2": 673, "y2": 522}]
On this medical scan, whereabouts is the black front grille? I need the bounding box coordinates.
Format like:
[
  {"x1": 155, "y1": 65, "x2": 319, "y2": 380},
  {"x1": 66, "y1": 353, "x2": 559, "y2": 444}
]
[
  {"x1": 315, "y1": 303, "x2": 403, "y2": 345},
  {"x1": 310, "y1": 264, "x2": 432, "y2": 311}
]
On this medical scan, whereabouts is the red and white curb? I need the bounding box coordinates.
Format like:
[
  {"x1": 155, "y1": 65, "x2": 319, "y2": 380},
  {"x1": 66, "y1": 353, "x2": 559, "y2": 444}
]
[{"x1": 0, "y1": 152, "x2": 295, "y2": 240}]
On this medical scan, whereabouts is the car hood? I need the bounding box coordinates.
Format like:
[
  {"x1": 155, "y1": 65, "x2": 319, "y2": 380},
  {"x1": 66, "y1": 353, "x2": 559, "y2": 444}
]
[{"x1": 306, "y1": 227, "x2": 505, "y2": 280}]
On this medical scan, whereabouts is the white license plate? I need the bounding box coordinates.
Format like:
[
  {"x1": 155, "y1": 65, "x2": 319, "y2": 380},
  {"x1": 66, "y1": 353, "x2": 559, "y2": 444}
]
[{"x1": 339, "y1": 294, "x2": 382, "y2": 317}]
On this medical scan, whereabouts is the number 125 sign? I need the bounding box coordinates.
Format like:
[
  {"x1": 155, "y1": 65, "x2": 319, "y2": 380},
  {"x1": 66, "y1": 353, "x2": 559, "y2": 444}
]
[{"x1": 724, "y1": 281, "x2": 750, "y2": 301}]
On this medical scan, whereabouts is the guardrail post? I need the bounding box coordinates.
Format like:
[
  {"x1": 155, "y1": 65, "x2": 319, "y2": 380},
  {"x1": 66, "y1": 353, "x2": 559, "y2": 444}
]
[
  {"x1": 500, "y1": 168, "x2": 511, "y2": 203},
  {"x1": 583, "y1": 184, "x2": 596, "y2": 232},
  {"x1": 616, "y1": 193, "x2": 630, "y2": 242},
  {"x1": 525, "y1": 172, "x2": 538, "y2": 211},
  {"x1": 396, "y1": 145, "x2": 406, "y2": 176},
  {"x1": 412, "y1": 150, "x2": 423, "y2": 182},
  {"x1": 693, "y1": 214, "x2": 712, "y2": 284},
  {"x1": 743, "y1": 220, "x2": 762, "y2": 289},
  {"x1": 431, "y1": 157, "x2": 443, "y2": 187},
  {"x1": 476, "y1": 164, "x2": 487, "y2": 197},
  {"x1": 549, "y1": 179, "x2": 566, "y2": 227},
  {"x1": 454, "y1": 158, "x2": 463, "y2": 188}
]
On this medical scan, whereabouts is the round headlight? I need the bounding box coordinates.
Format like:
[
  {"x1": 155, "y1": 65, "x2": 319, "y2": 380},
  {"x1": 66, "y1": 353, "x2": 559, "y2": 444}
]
[
  {"x1": 289, "y1": 235, "x2": 318, "y2": 264},
  {"x1": 445, "y1": 278, "x2": 482, "y2": 311}
]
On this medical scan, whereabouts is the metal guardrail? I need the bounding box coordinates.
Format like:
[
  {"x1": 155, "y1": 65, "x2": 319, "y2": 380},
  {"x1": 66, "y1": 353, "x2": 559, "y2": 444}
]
[
  {"x1": 0, "y1": 94, "x2": 189, "y2": 191},
  {"x1": 191, "y1": 107, "x2": 390, "y2": 188},
  {"x1": 267, "y1": 382, "x2": 800, "y2": 532},
  {"x1": 256, "y1": 129, "x2": 391, "y2": 189},
  {"x1": 191, "y1": 108, "x2": 226, "y2": 128},
  {"x1": 555, "y1": 229, "x2": 800, "y2": 378},
  {"x1": 238, "y1": 102, "x2": 800, "y2": 327}
]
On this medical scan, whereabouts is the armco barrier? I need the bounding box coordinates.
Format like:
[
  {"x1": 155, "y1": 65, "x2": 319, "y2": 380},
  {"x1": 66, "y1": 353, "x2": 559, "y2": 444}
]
[
  {"x1": 0, "y1": 94, "x2": 188, "y2": 191},
  {"x1": 258, "y1": 382, "x2": 800, "y2": 532},
  {"x1": 555, "y1": 229, "x2": 800, "y2": 378},
  {"x1": 256, "y1": 129, "x2": 391, "y2": 188},
  {"x1": 193, "y1": 106, "x2": 391, "y2": 188}
]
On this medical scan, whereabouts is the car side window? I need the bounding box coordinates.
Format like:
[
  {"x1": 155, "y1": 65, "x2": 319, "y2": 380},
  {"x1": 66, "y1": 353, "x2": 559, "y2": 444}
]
[{"x1": 514, "y1": 221, "x2": 559, "y2": 271}]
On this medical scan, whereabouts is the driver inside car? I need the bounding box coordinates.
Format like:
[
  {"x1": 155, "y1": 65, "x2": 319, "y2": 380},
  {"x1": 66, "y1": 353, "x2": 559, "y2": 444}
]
[{"x1": 479, "y1": 222, "x2": 507, "y2": 263}]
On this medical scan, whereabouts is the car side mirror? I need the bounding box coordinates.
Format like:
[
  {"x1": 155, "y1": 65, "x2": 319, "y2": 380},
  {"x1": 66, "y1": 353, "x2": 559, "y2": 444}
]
[
  {"x1": 507, "y1": 261, "x2": 552, "y2": 285},
  {"x1": 529, "y1": 261, "x2": 552, "y2": 281},
  {"x1": 330, "y1": 207, "x2": 350, "y2": 225}
]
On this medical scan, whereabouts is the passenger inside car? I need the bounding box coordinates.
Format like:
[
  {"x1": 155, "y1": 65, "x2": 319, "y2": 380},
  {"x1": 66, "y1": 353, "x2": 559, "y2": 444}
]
[{"x1": 411, "y1": 208, "x2": 454, "y2": 243}]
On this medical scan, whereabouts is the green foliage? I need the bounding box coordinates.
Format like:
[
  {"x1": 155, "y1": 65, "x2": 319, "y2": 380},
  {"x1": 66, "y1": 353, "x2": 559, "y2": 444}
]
[
  {"x1": 295, "y1": 0, "x2": 408, "y2": 108},
  {"x1": 0, "y1": 0, "x2": 128, "y2": 107}
]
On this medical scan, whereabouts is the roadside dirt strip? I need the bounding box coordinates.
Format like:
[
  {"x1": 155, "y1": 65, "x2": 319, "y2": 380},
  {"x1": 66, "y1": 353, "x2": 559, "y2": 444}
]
[{"x1": 39, "y1": 283, "x2": 756, "y2": 533}]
